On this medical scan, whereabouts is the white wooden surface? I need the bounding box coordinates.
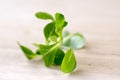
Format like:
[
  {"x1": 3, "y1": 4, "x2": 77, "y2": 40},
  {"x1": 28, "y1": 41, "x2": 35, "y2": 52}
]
[{"x1": 0, "y1": 0, "x2": 120, "y2": 80}]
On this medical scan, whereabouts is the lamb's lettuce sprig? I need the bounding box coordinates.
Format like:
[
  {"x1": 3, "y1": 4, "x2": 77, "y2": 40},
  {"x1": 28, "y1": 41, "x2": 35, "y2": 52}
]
[{"x1": 18, "y1": 12, "x2": 85, "y2": 73}]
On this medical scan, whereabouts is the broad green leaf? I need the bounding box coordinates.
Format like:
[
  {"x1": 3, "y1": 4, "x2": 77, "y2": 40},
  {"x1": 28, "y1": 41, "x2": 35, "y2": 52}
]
[
  {"x1": 61, "y1": 49, "x2": 76, "y2": 73},
  {"x1": 44, "y1": 22, "x2": 55, "y2": 42},
  {"x1": 38, "y1": 43, "x2": 60, "y2": 67},
  {"x1": 44, "y1": 22, "x2": 58, "y2": 44},
  {"x1": 43, "y1": 48, "x2": 57, "y2": 67},
  {"x1": 18, "y1": 43, "x2": 40, "y2": 60},
  {"x1": 55, "y1": 13, "x2": 65, "y2": 28},
  {"x1": 35, "y1": 12, "x2": 54, "y2": 21},
  {"x1": 54, "y1": 48, "x2": 65, "y2": 65},
  {"x1": 55, "y1": 13, "x2": 66, "y2": 37},
  {"x1": 62, "y1": 33, "x2": 85, "y2": 49}
]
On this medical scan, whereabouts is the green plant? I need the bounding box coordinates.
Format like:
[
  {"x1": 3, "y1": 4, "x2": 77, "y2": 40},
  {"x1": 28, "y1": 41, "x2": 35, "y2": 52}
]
[{"x1": 18, "y1": 12, "x2": 85, "y2": 73}]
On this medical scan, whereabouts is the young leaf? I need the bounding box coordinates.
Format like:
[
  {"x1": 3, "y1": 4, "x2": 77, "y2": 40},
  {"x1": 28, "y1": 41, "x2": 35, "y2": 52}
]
[
  {"x1": 54, "y1": 48, "x2": 65, "y2": 65},
  {"x1": 35, "y1": 12, "x2": 54, "y2": 21},
  {"x1": 55, "y1": 13, "x2": 65, "y2": 37},
  {"x1": 55, "y1": 13, "x2": 65, "y2": 28},
  {"x1": 18, "y1": 43, "x2": 40, "y2": 60},
  {"x1": 61, "y1": 49, "x2": 76, "y2": 73},
  {"x1": 44, "y1": 22, "x2": 58, "y2": 44},
  {"x1": 63, "y1": 33, "x2": 85, "y2": 49},
  {"x1": 44, "y1": 22, "x2": 55, "y2": 43}
]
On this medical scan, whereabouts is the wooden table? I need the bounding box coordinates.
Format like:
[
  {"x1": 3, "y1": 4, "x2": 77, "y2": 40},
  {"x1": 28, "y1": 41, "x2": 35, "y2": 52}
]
[{"x1": 0, "y1": 0, "x2": 120, "y2": 80}]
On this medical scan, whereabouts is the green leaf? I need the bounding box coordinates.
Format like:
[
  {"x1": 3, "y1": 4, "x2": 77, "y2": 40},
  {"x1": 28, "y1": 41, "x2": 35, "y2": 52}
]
[
  {"x1": 62, "y1": 33, "x2": 85, "y2": 49},
  {"x1": 55, "y1": 13, "x2": 66, "y2": 37},
  {"x1": 44, "y1": 22, "x2": 55, "y2": 42},
  {"x1": 54, "y1": 48, "x2": 65, "y2": 65},
  {"x1": 38, "y1": 43, "x2": 60, "y2": 67},
  {"x1": 18, "y1": 43, "x2": 40, "y2": 60},
  {"x1": 43, "y1": 48, "x2": 57, "y2": 67},
  {"x1": 44, "y1": 22, "x2": 58, "y2": 44},
  {"x1": 55, "y1": 13, "x2": 65, "y2": 28},
  {"x1": 70, "y1": 33, "x2": 85, "y2": 49},
  {"x1": 35, "y1": 12, "x2": 54, "y2": 21},
  {"x1": 61, "y1": 49, "x2": 76, "y2": 73}
]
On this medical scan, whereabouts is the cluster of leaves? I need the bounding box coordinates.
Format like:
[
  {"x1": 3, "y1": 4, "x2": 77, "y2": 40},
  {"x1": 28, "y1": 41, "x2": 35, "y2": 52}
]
[{"x1": 18, "y1": 12, "x2": 85, "y2": 73}]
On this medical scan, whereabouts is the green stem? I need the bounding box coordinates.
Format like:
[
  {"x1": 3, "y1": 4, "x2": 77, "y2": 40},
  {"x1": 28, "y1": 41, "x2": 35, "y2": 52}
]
[{"x1": 44, "y1": 41, "x2": 62, "y2": 56}]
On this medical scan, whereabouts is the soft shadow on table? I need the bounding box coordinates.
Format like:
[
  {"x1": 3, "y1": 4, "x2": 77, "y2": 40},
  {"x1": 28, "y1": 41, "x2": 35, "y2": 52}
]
[{"x1": 25, "y1": 58, "x2": 44, "y2": 68}]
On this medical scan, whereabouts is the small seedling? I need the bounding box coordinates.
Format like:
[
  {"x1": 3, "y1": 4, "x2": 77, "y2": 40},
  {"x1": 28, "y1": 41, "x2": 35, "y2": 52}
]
[{"x1": 18, "y1": 12, "x2": 85, "y2": 73}]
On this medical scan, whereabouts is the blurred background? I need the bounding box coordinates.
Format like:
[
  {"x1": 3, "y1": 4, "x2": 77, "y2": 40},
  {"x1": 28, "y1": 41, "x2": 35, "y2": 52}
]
[
  {"x1": 0, "y1": 0, "x2": 120, "y2": 49},
  {"x1": 0, "y1": 0, "x2": 120, "y2": 80}
]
